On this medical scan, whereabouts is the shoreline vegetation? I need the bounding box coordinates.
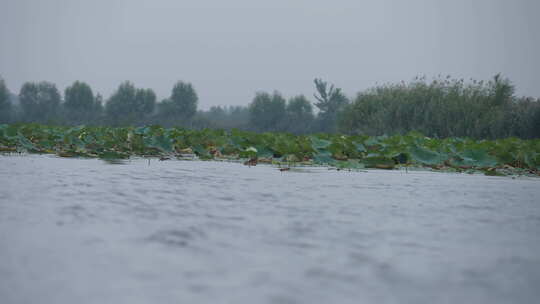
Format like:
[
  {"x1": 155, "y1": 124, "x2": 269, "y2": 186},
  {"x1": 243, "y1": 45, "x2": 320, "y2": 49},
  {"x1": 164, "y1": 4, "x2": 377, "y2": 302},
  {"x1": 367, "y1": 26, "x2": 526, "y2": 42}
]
[
  {"x1": 1, "y1": 75, "x2": 539, "y2": 140},
  {"x1": 2, "y1": 75, "x2": 539, "y2": 176},
  {"x1": 1, "y1": 124, "x2": 539, "y2": 177}
]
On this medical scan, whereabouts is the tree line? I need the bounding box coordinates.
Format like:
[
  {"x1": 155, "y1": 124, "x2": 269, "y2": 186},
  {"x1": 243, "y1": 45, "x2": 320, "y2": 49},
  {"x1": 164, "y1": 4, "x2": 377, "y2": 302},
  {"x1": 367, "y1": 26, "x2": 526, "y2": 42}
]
[
  {"x1": 338, "y1": 75, "x2": 540, "y2": 139},
  {"x1": 0, "y1": 79, "x2": 200, "y2": 128},
  {"x1": 1, "y1": 75, "x2": 539, "y2": 139},
  {"x1": 0, "y1": 77, "x2": 345, "y2": 134}
]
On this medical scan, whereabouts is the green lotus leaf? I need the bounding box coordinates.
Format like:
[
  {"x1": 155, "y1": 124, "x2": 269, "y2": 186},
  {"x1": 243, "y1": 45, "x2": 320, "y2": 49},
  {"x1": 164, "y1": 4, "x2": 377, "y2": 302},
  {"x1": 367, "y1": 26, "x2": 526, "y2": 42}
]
[
  {"x1": 134, "y1": 126, "x2": 151, "y2": 135},
  {"x1": 17, "y1": 134, "x2": 39, "y2": 152},
  {"x1": 364, "y1": 137, "x2": 380, "y2": 147},
  {"x1": 409, "y1": 145, "x2": 447, "y2": 166},
  {"x1": 354, "y1": 142, "x2": 367, "y2": 153},
  {"x1": 254, "y1": 145, "x2": 273, "y2": 158},
  {"x1": 313, "y1": 150, "x2": 335, "y2": 164},
  {"x1": 144, "y1": 134, "x2": 173, "y2": 153},
  {"x1": 453, "y1": 149, "x2": 498, "y2": 168},
  {"x1": 193, "y1": 145, "x2": 212, "y2": 159},
  {"x1": 1, "y1": 124, "x2": 538, "y2": 176},
  {"x1": 336, "y1": 160, "x2": 365, "y2": 169},
  {"x1": 310, "y1": 137, "x2": 331, "y2": 150},
  {"x1": 361, "y1": 156, "x2": 395, "y2": 169}
]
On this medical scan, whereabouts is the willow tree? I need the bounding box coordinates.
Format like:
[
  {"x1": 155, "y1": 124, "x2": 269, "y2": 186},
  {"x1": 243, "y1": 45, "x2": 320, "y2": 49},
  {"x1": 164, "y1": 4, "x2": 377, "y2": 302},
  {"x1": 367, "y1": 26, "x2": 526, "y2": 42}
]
[
  {"x1": 19, "y1": 81, "x2": 61, "y2": 123},
  {"x1": 64, "y1": 81, "x2": 102, "y2": 124},
  {"x1": 0, "y1": 78, "x2": 11, "y2": 123},
  {"x1": 313, "y1": 78, "x2": 348, "y2": 133},
  {"x1": 248, "y1": 91, "x2": 286, "y2": 132},
  {"x1": 157, "y1": 81, "x2": 198, "y2": 126},
  {"x1": 106, "y1": 81, "x2": 156, "y2": 126},
  {"x1": 285, "y1": 95, "x2": 314, "y2": 134}
]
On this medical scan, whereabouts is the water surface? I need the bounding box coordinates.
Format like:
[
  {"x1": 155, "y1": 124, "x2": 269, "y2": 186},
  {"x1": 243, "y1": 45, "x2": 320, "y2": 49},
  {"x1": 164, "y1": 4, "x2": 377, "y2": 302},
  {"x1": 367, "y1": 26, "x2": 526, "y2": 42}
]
[{"x1": 1, "y1": 155, "x2": 539, "y2": 304}]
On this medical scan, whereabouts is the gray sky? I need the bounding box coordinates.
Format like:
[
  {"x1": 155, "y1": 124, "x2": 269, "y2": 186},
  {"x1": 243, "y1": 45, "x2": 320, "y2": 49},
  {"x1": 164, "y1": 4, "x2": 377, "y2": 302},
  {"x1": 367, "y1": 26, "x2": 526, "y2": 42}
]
[{"x1": 1, "y1": 0, "x2": 539, "y2": 109}]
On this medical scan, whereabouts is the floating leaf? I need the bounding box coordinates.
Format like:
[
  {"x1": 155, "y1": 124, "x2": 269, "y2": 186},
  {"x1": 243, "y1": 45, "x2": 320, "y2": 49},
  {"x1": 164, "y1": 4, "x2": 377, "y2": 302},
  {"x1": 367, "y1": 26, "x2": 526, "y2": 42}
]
[
  {"x1": 336, "y1": 160, "x2": 365, "y2": 169},
  {"x1": 364, "y1": 137, "x2": 380, "y2": 147},
  {"x1": 310, "y1": 137, "x2": 331, "y2": 150},
  {"x1": 144, "y1": 135, "x2": 173, "y2": 153},
  {"x1": 354, "y1": 142, "x2": 367, "y2": 153},
  {"x1": 313, "y1": 151, "x2": 335, "y2": 164},
  {"x1": 17, "y1": 134, "x2": 39, "y2": 152},
  {"x1": 361, "y1": 156, "x2": 395, "y2": 169},
  {"x1": 409, "y1": 146, "x2": 447, "y2": 166},
  {"x1": 0, "y1": 124, "x2": 538, "y2": 176},
  {"x1": 452, "y1": 149, "x2": 498, "y2": 168}
]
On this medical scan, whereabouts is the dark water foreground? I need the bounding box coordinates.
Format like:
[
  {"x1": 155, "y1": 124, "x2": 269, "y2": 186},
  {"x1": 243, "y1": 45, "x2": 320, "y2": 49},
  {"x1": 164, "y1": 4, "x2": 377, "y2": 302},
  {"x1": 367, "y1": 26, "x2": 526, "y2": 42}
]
[{"x1": 1, "y1": 155, "x2": 539, "y2": 304}]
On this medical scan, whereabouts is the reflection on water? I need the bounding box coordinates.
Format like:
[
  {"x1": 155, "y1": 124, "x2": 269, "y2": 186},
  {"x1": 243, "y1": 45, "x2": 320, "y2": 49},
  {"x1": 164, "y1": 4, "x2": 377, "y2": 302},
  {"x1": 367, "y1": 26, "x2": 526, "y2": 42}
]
[
  {"x1": 100, "y1": 158, "x2": 130, "y2": 165},
  {"x1": 1, "y1": 154, "x2": 540, "y2": 304}
]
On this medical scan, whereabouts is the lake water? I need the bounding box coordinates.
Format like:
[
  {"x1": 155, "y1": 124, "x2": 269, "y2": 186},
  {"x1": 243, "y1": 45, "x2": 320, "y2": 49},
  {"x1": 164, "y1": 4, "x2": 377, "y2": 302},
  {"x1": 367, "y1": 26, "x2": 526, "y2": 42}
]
[{"x1": 1, "y1": 154, "x2": 539, "y2": 304}]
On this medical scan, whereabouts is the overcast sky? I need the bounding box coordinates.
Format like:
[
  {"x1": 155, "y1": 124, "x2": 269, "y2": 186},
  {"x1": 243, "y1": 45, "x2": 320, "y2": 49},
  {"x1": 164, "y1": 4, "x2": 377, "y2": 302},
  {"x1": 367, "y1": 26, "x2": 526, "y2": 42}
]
[{"x1": 1, "y1": 0, "x2": 539, "y2": 108}]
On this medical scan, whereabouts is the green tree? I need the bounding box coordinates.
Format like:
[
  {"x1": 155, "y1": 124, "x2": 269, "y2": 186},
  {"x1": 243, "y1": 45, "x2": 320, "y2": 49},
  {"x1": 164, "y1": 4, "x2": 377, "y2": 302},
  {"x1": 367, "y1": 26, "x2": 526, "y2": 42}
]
[
  {"x1": 248, "y1": 91, "x2": 286, "y2": 132},
  {"x1": 157, "y1": 81, "x2": 198, "y2": 126},
  {"x1": 105, "y1": 81, "x2": 156, "y2": 126},
  {"x1": 532, "y1": 99, "x2": 540, "y2": 138},
  {"x1": 201, "y1": 105, "x2": 250, "y2": 130},
  {"x1": 491, "y1": 74, "x2": 515, "y2": 107},
  {"x1": 93, "y1": 93, "x2": 104, "y2": 123},
  {"x1": 0, "y1": 78, "x2": 12, "y2": 123},
  {"x1": 336, "y1": 75, "x2": 539, "y2": 139},
  {"x1": 19, "y1": 81, "x2": 61, "y2": 123},
  {"x1": 208, "y1": 105, "x2": 226, "y2": 119},
  {"x1": 313, "y1": 78, "x2": 348, "y2": 133},
  {"x1": 228, "y1": 106, "x2": 250, "y2": 127},
  {"x1": 64, "y1": 81, "x2": 96, "y2": 124},
  {"x1": 285, "y1": 95, "x2": 314, "y2": 134}
]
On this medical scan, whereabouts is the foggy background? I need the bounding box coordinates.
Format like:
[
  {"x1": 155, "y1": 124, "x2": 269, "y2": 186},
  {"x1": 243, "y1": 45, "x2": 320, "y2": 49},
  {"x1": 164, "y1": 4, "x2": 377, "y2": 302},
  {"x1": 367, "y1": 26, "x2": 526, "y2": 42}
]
[{"x1": 1, "y1": 0, "x2": 539, "y2": 109}]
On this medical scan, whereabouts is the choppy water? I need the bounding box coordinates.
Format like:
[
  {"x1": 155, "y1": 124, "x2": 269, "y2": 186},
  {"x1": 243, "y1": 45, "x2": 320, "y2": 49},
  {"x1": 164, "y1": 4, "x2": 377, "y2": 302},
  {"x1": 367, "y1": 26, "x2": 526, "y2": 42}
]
[{"x1": 0, "y1": 154, "x2": 539, "y2": 304}]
